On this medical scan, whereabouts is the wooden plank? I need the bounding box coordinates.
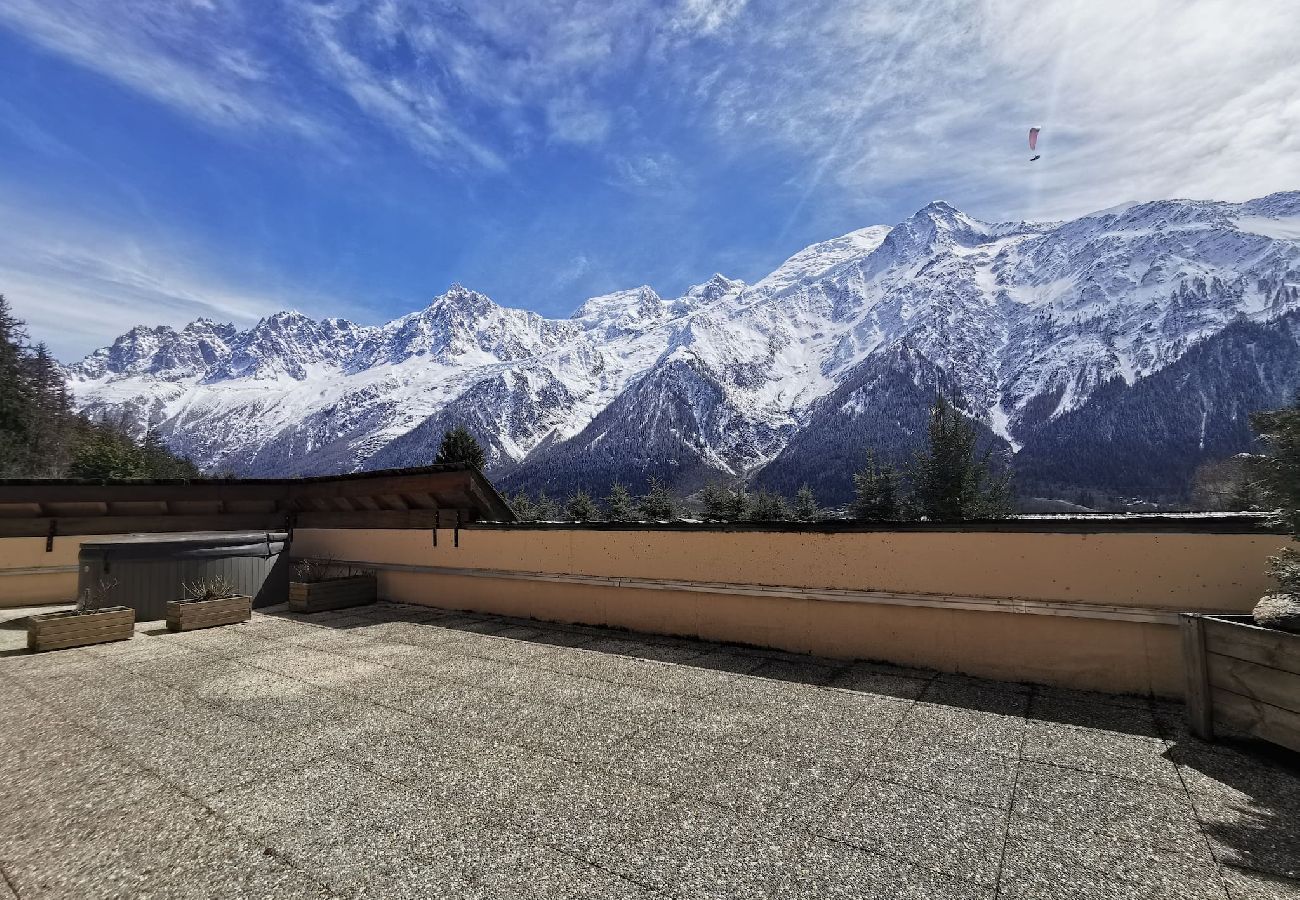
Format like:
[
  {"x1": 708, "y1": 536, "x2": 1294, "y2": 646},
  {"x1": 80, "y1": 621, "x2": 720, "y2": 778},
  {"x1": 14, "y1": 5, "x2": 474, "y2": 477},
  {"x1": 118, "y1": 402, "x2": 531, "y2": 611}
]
[
  {"x1": 1203, "y1": 617, "x2": 1300, "y2": 675},
  {"x1": 0, "y1": 482, "x2": 291, "y2": 504},
  {"x1": 28, "y1": 607, "x2": 135, "y2": 651},
  {"x1": 0, "y1": 513, "x2": 284, "y2": 538},
  {"x1": 1181, "y1": 615, "x2": 1214, "y2": 739},
  {"x1": 1208, "y1": 652, "x2": 1300, "y2": 715},
  {"x1": 294, "y1": 509, "x2": 439, "y2": 530},
  {"x1": 166, "y1": 595, "x2": 252, "y2": 631},
  {"x1": 288, "y1": 576, "x2": 377, "y2": 612},
  {"x1": 1211, "y1": 687, "x2": 1300, "y2": 754}
]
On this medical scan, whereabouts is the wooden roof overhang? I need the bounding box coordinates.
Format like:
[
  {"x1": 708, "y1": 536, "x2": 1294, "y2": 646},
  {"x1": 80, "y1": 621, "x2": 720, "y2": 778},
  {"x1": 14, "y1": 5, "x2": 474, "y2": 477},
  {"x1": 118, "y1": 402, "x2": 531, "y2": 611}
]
[{"x1": 0, "y1": 464, "x2": 514, "y2": 539}]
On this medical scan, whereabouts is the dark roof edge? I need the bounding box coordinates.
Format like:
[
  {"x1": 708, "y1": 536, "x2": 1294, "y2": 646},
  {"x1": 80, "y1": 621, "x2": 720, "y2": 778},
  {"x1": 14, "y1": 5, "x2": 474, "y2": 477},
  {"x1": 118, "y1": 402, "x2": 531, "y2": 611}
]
[
  {"x1": 0, "y1": 462, "x2": 476, "y2": 487},
  {"x1": 467, "y1": 514, "x2": 1287, "y2": 535}
]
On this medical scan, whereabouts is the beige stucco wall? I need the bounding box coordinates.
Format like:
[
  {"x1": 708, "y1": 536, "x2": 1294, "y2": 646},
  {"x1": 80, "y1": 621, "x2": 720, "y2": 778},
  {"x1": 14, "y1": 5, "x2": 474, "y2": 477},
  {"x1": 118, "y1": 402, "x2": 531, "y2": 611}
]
[
  {"x1": 291, "y1": 526, "x2": 1285, "y2": 697},
  {"x1": 0, "y1": 535, "x2": 115, "y2": 607}
]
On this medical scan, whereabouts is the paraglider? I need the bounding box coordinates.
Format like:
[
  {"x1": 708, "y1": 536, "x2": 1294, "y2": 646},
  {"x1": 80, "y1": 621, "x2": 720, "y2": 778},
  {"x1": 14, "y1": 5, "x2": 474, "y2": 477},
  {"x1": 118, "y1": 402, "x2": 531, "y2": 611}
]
[{"x1": 1029, "y1": 126, "x2": 1041, "y2": 161}]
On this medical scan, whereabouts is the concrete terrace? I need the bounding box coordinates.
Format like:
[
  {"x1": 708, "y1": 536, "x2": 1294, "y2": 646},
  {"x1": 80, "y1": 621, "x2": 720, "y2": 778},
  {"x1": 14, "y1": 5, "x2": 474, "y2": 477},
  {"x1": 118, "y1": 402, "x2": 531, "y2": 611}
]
[{"x1": 1, "y1": 602, "x2": 1298, "y2": 900}]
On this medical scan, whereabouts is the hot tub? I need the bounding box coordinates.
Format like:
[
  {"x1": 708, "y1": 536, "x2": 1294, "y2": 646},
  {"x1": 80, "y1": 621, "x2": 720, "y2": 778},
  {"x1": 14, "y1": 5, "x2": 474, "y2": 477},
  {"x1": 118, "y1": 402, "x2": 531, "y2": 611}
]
[{"x1": 77, "y1": 531, "x2": 290, "y2": 621}]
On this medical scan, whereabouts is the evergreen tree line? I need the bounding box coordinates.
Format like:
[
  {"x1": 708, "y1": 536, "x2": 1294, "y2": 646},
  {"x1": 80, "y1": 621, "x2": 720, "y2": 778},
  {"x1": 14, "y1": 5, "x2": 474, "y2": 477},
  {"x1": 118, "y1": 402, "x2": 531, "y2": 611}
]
[
  {"x1": 434, "y1": 395, "x2": 1015, "y2": 523},
  {"x1": 0, "y1": 296, "x2": 199, "y2": 480}
]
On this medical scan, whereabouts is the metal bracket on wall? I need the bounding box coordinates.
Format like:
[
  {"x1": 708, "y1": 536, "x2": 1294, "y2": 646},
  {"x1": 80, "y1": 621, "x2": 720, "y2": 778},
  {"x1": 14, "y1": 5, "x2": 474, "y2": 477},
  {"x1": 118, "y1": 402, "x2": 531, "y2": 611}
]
[
  {"x1": 45, "y1": 519, "x2": 56, "y2": 552},
  {"x1": 454, "y1": 510, "x2": 461, "y2": 548},
  {"x1": 432, "y1": 504, "x2": 438, "y2": 546}
]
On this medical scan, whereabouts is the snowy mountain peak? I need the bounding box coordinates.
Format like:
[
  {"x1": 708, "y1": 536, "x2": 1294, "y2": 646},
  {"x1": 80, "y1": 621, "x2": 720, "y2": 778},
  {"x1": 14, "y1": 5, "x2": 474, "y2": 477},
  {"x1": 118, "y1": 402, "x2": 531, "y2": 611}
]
[
  {"x1": 750, "y1": 225, "x2": 892, "y2": 295},
  {"x1": 66, "y1": 192, "x2": 1300, "y2": 502}
]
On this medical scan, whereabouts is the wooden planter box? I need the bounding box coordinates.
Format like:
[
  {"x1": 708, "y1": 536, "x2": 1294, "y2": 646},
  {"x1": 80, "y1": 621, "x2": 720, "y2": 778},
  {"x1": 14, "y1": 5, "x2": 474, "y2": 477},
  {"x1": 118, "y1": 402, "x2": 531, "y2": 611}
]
[
  {"x1": 27, "y1": 606, "x2": 135, "y2": 652},
  {"x1": 166, "y1": 595, "x2": 252, "y2": 632},
  {"x1": 288, "y1": 575, "x2": 377, "y2": 613},
  {"x1": 1182, "y1": 613, "x2": 1300, "y2": 753}
]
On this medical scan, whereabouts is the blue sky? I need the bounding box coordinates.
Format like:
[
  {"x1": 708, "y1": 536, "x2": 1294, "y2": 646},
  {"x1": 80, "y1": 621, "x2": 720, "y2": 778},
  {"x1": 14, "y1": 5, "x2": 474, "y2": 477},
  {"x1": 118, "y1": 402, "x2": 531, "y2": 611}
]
[{"x1": 1, "y1": 0, "x2": 1296, "y2": 360}]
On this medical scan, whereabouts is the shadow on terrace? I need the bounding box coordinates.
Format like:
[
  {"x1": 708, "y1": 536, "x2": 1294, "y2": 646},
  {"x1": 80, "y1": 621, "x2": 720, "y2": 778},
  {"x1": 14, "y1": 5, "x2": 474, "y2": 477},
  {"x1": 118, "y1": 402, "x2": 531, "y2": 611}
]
[{"x1": 258, "y1": 598, "x2": 1300, "y2": 892}]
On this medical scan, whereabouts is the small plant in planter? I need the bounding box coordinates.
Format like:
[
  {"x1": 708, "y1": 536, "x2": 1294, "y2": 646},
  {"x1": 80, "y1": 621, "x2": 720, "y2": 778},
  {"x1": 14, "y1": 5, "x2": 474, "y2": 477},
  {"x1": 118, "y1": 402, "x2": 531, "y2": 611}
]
[
  {"x1": 289, "y1": 556, "x2": 378, "y2": 613},
  {"x1": 166, "y1": 575, "x2": 252, "y2": 632},
  {"x1": 27, "y1": 576, "x2": 134, "y2": 652}
]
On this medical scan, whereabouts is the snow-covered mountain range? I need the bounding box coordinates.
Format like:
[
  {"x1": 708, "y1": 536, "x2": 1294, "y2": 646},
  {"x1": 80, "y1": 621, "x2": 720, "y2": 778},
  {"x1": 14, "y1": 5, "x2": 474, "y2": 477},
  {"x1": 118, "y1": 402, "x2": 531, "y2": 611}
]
[{"x1": 67, "y1": 192, "x2": 1300, "y2": 503}]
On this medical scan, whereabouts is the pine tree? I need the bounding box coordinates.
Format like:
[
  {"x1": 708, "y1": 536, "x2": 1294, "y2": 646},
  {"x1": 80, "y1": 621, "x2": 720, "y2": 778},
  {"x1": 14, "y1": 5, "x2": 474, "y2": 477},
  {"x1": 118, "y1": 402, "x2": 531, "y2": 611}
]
[
  {"x1": 0, "y1": 295, "x2": 35, "y2": 476},
  {"x1": 1251, "y1": 397, "x2": 1300, "y2": 537},
  {"x1": 700, "y1": 482, "x2": 749, "y2": 521},
  {"x1": 141, "y1": 426, "x2": 200, "y2": 479},
  {"x1": 565, "y1": 489, "x2": 600, "y2": 522},
  {"x1": 910, "y1": 395, "x2": 1014, "y2": 520},
  {"x1": 698, "y1": 483, "x2": 728, "y2": 520},
  {"x1": 603, "y1": 483, "x2": 637, "y2": 521},
  {"x1": 794, "y1": 484, "x2": 820, "y2": 521},
  {"x1": 68, "y1": 420, "x2": 145, "y2": 480},
  {"x1": 637, "y1": 477, "x2": 677, "y2": 520},
  {"x1": 750, "y1": 489, "x2": 791, "y2": 521},
  {"x1": 1252, "y1": 397, "x2": 1300, "y2": 595},
  {"x1": 434, "y1": 425, "x2": 486, "y2": 470},
  {"x1": 509, "y1": 490, "x2": 538, "y2": 522},
  {"x1": 533, "y1": 491, "x2": 560, "y2": 521},
  {"x1": 853, "y1": 451, "x2": 903, "y2": 520}
]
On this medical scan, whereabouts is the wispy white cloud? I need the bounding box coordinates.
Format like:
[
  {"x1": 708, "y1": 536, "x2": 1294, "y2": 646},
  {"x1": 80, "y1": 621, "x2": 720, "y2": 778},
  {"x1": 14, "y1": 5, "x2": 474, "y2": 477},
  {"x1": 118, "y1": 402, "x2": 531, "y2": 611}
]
[
  {"x1": 1, "y1": 0, "x2": 1292, "y2": 219},
  {"x1": 0, "y1": 198, "x2": 362, "y2": 361},
  {"x1": 675, "y1": 0, "x2": 1299, "y2": 222},
  {"x1": 0, "y1": 0, "x2": 328, "y2": 141}
]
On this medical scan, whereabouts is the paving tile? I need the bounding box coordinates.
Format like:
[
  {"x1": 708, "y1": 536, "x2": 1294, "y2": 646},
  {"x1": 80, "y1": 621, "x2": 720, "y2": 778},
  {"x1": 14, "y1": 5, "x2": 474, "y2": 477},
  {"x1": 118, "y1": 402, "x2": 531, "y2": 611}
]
[
  {"x1": 894, "y1": 702, "x2": 1026, "y2": 755},
  {"x1": 243, "y1": 645, "x2": 391, "y2": 687},
  {"x1": 204, "y1": 757, "x2": 387, "y2": 838},
  {"x1": 999, "y1": 813, "x2": 1223, "y2": 899},
  {"x1": 456, "y1": 631, "x2": 563, "y2": 663},
  {"x1": 705, "y1": 672, "x2": 832, "y2": 709},
  {"x1": 1020, "y1": 720, "x2": 1181, "y2": 787},
  {"x1": 525, "y1": 628, "x2": 599, "y2": 649},
  {"x1": 748, "y1": 657, "x2": 846, "y2": 686},
  {"x1": 1220, "y1": 864, "x2": 1300, "y2": 899},
  {"x1": 1027, "y1": 693, "x2": 1162, "y2": 738},
  {"x1": 1012, "y1": 761, "x2": 1204, "y2": 851},
  {"x1": 501, "y1": 701, "x2": 648, "y2": 767},
  {"x1": 603, "y1": 725, "x2": 745, "y2": 792},
  {"x1": 682, "y1": 744, "x2": 858, "y2": 828},
  {"x1": 819, "y1": 775, "x2": 1009, "y2": 885},
  {"x1": 680, "y1": 649, "x2": 769, "y2": 676},
  {"x1": 1193, "y1": 794, "x2": 1300, "y2": 880},
  {"x1": 774, "y1": 837, "x2": 992, "y2": 899},
  {"x1": 868, "y1": 738, "x2": 1020, "y2": 808},
  {"x1": 276, "y1": 813, "x2": 486, "y2": 898},
  {"x1": 1, "y1": 788, "x2": 294, "y2": 900},
  {"x1": 146, "y1": 623, "x2": 281, "y2": 657},
  {"x1": 568, "y1": 798, "x2": 816, "y2": 899},
  {"x1": 828, "y1": 664, "x2": 932, "y2": 700},
  {"x1": 473, "y1": 833, "x2": 654, "y2": 899},
  {"x1": 582, "y1": 636, "x2": 708, "y2": 664},
  {"x1": 923, "y1": 678, "x2": 1032, "y2": 716},
  {"x1": 537, "y1": 648, "x2": 735, "y2": 698},
  {"x1": 749, "y1": 705, "x2": 900, "y2": 770},
  {"x1": 1163, "y1": 741, "x2": 1300, "y2": 880},
  {"x1": 666, "y1": 698, "x2": 784, "y2": 748}
]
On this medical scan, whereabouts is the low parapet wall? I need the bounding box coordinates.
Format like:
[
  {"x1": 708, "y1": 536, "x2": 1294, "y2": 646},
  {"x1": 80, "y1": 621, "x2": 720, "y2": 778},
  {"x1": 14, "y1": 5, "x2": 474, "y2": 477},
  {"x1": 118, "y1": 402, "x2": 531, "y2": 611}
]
[
  {"x1": 290, "y1": 520, "x2": 1286, "y2": 697},
  {"x1": 0, "y1": 536, "x2": 98, "y2": 607}
]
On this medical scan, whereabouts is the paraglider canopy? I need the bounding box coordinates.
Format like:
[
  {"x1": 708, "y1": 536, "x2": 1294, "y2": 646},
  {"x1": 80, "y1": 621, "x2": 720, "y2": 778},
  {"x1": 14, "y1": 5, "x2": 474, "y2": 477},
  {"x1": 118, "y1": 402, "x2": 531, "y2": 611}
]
[{"x1": 1028, "y1": 126, "x2": 1041, "y2": 161}]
